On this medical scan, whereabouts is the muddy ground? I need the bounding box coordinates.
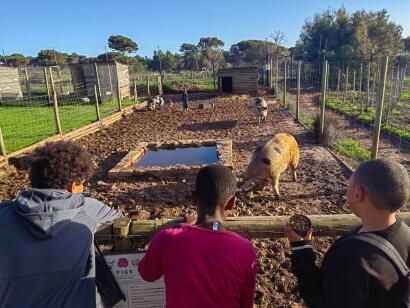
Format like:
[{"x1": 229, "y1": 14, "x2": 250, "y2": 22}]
[{"x1": 1, "y1": 95, "x2": 358, "y2": 307}]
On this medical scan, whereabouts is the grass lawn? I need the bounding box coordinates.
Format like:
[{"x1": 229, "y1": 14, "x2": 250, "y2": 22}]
[{"x1": 0, "y1": 98, "x2": 139, "y2": 153}]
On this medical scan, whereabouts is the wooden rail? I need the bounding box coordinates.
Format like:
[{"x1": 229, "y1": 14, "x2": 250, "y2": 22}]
[{"x1": 97, "y1": 212, "x2": 410, "y2": 240}]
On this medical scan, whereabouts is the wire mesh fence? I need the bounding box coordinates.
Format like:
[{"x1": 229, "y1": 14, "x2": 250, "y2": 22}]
[{"x1": 271, "y1": 57, "x2": 410, "y2": 168}]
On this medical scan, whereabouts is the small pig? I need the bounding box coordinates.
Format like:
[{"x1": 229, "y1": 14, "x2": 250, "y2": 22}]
[
  {"x1": 154, "y1": 95, "x2": 165, "y2": 109},
  {"x1": 242, "y1": 133, "x2": 300, "y2": 198},
  {"x1": 253, "y1": 97, "x2": 268, "y2": 123},
  {"x1": 147, "y1": 97, "x2": 156, "y2": 111}
]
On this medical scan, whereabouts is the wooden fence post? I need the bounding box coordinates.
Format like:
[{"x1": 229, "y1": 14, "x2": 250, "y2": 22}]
[
  {"x1": 44, "y1": 67, "x2": 51, "y2": 103},
  {"x1": 157, "y1": 74, "x2": 163, "y2": 96},
  {"x1": 367, "y1": 63, "x2": 371, "y2": 107},
  {"x1": 94, "y1": 85, "x2": 101, "y2": 122},
  {"x1": 336, "y1": 68, "x2": 341, "y2": 99},
  {"x1": 296, "y1": 60, "x2": 301, "y2": 121},
  {"x1": 147, "y1": 76, "x2": 151, "y2": 96},
  {"x1": 117, "y1": 82, "x2": 122, "y2": 111},
  {"x1": 269, "y1": 59, "x2": 273, "y2": 89},
  {"x1": 320, "y1": 60, "x2": 328, "y2": 140},
  {"x1": 283, "y1": 61, "x2": 287, "y2": 108},
  {"x1": 94, "y1": 63, "x2": 102, "y2": 101},
  {"x1": 0, "y1": 127, "x2": 8, "y2": 166},
  {"x1": 52, "y1": 90, "x2": 63, "y2": 135},
  {"x1": 24, "y1": 67, "x2": 31, "y2": 97},
  {"x1": 49, "y1": 67, "x2": 56, "y2": 95},
  {"x1": 133, "y1": 79, "x2": 138, "y2": 104},
  {"x1": 275, "y1": 59, "x2": 279, "y2": 97},
  {"x1": 371, "y1": 56, "x2": 388, "y2": 159},
  {"x1": 343, "y1": 65, "x2": 349, "y2": 104}
]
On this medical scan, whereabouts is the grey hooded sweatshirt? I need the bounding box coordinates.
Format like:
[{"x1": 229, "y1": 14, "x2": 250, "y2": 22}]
[{"x1": 0, "y1": 189, "x2": 122, "y2": 308}]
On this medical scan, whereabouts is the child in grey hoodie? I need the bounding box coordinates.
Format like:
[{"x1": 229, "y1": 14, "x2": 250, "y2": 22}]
[{"x1": 0, "y1": 141, "x2": 122, "y2": 308}]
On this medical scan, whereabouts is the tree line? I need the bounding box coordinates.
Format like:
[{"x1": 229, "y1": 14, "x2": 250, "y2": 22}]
[{"x1": 2, "y1": 7, "x2": 409, "y2": 71}]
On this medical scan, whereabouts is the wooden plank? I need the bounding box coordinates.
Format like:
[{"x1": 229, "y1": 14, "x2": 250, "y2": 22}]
[{"x1": 96, "y1": 213, "x2": 410, "y2": 239}]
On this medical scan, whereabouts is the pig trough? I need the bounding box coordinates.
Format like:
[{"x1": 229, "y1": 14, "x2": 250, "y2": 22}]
[{"x1": 108, "y1": 139, "x2": 233, "y2": 179}]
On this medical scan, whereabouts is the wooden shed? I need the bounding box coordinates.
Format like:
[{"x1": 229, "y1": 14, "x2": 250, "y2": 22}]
[
  {"x1": 69, "y1": 62, "x2": 130, "y2": 102},
  {"x1": 0, "y1": 67, "x2": 23, "y2": 100},
  {"x1": 217, "y1": 67, "x2": 258, "y2": 95}
]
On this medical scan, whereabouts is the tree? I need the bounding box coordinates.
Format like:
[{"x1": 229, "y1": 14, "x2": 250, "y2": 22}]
[
  {"x1": 180, "y1": 43, "x2": 199, "y2": 70},
  {"x1": 149, "y1": 50, "x2": 180, "y2": 72},
  {"x1": 404, "y1": 36, "x2": 410, "y2": 52},
  {"x1": 108, "y1": 35, "x2": 138, "y2": 54},
  {"x1": 296, "y1": 7, "x2": 403, "y2": 62},
  {"x1": 4, "y1": 54, "x2": 30, "y2": 66},
  {"x1": 227, "y1": 40, "x2": 286, "y2": 67},
  {"x1": 197, "y1": 37, "x2": 225, "y2": 68},
  {"x1": 31, "y1": 50, "x2": 68, "y2": 66}
]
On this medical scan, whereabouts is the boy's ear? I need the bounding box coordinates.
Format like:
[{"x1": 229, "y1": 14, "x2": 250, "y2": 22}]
[
  {"x1": 224, "y1": 196, "x2": 236, "y2": 211},
  {"x1": 356, "y1": 186, "x2": 366, "y2": 203},
  {"x1": 191, "y1": 191, "x2": 198, "y2": 206}
]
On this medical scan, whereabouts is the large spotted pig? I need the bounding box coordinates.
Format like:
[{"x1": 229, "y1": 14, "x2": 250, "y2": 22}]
[{"x1": 242, "y1": 133, "x2": 300, "y2": 198}]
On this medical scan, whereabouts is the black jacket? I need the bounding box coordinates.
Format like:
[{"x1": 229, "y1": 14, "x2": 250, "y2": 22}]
[{"x1": 290, "y1": 219, "x2": 410, "y2": 308}]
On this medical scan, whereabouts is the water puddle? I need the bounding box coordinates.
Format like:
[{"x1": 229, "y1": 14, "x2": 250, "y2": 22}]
[{"x1": 134, "y1": 146, "x2": 218, "y2": 168}]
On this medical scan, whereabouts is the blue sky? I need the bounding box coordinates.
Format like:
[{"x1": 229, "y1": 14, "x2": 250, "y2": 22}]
[{"x1": 1, "y1": 0, "x2": 409, "y2": 58}]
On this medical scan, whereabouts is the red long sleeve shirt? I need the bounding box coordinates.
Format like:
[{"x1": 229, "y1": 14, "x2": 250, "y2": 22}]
[{"x1": 138, "y1": 223, "x2": 257, "y2": 308}]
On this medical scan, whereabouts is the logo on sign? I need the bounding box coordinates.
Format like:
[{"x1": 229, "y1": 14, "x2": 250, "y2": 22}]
[{"x1": 117, "y1": 258, "x2": 129, "y2": 268}]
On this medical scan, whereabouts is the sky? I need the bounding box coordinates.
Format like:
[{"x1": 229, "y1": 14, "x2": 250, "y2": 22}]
[{"x1": 1, "y1": 0, "x2": 409, "y2": 58}]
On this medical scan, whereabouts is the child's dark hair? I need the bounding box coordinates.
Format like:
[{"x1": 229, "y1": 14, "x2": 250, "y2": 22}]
[
  {"x1": 29, "y1": 141, "x2": 93, "y2": 189},
  {"x1": 353, "y1": 159, "x2": 409, "y2": 212},
  {"x1": 195, "y1": 164, "x2": 237, "y2": 215}
]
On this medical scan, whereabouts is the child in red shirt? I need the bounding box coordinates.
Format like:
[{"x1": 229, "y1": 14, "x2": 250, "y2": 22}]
[{"x1": 138, "y1": 165, "x2": 257, "y2": 308}]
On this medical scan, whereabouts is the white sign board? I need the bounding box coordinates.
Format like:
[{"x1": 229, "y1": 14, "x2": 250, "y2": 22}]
[{"x1": 104, "y1": 253, "x2": 166, "y2": 308}]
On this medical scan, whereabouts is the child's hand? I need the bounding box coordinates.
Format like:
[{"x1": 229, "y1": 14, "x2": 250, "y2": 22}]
[
  {"x1": 284, "y1": 222, "x2": 313, "y2": 242},
  {"x1": 183, "y1": 213, "x2": 197, "y2": 225}
]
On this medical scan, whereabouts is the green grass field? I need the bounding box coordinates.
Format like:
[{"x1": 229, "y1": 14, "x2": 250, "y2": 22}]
[{"x1": 0, "y1": 98, "x2": 139, "y2": 153}]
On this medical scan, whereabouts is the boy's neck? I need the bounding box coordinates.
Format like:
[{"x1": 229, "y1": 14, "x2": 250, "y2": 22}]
[
  {"x1": 360, "y1": 211, "x2": 397, "y2": 232},
  {"x1": 196, "y1": 213, "x2": 224, "y2": 225}
]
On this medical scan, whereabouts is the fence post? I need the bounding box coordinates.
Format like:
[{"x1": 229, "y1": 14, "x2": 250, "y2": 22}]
[
  {"x1": 343, "y1": 65, "x2": 349, "y2": 104},
  {"x1": 94, "y1": 85, "x2": 101, "y2": 122},
  {"x1": 147, "y1": 76, "x2": 151, "y2": 96},
  {"x1": 44, "y1": 67, "x2": 51, "y2": 103},
  {"x1": 269, "y1": 59, "x2": 273, "y2": 89},
  {"x1": 117, "y1": 82, "x2": 122, "y2": 111},
  {"x1": 275, "y1": 59, "x2": 279, "y2": 97},
  {"x1": 94, "y1": 63, "x2": 102, "y2": 101},
  {"x1": 371, "y1": 56, "x2": 388, "y2": 159},
  {"x1": 52, "y1": 90, "x2": 63, "y2": 135},
  {"x1": 320, "y1": 60, "x2": 328, "y2": 140},
  {"x1": 283, "y1": 61, "x2": 287, "y2": 108},
  {"x1": 157, "y1": 74, "x2": 163, "y2": 95},
  {"x1": 366, "y1": 63, "x2": 371, "y2": 108},
  {"x1": 133, "y1": 79, "x2": 138, "y2": 104},
  {"x1": 296, "y1": 60, "x2": 301, "y2": 121},
  {"x1": 336, "y1": 68, "x2": 341, "y2": 99},
  {"x1": 0, "y1": 127, "x2": 8, "y2": 166},
  {"x1": 49, "y1": 67, "x2": 56, "y2": 95},
  {"x1": 24, "y1": 67, "x2": 31, "y2": 97}
]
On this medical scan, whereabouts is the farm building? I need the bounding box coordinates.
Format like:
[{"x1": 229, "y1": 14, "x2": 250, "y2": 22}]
[
  {"x1": 217, "y1": 67, "x2": 258, "y2": 95},
  {"x1": 69, "y1": 62, "x2": 130, "y2": 102},
  {"x1": 0, "y1": 67, "x2": 23, "y2": 100}
]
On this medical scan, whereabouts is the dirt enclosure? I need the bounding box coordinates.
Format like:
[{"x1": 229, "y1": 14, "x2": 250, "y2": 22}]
[{"x1": 0, "y1": 95, "x2": 355, "y2": 307}]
